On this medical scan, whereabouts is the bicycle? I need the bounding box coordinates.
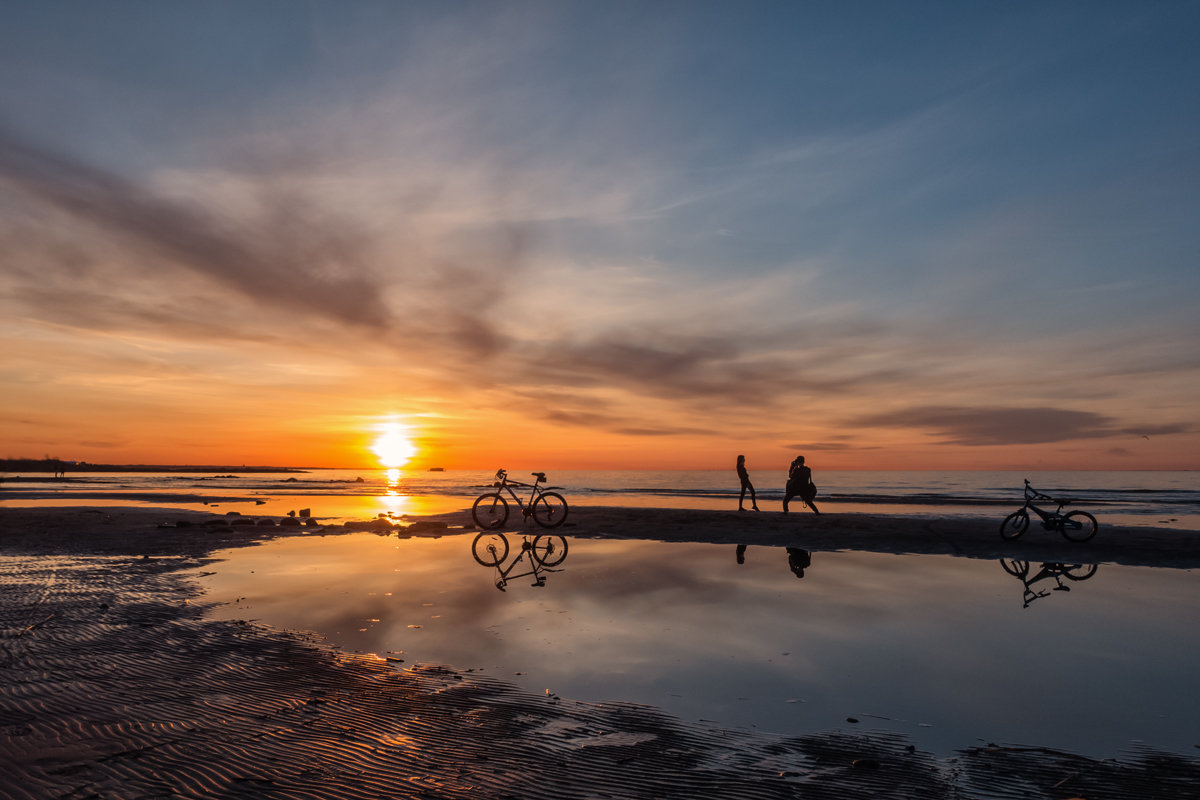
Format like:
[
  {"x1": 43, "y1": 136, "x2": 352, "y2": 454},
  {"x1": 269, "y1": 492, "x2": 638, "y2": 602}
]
[
  {"x1": 472, "y1": 469, "x2": 568, "y2": 530},
  {"x1": 471, "y1": 532, "x2": 569, "y2": 591},
  {"x1": 999, "y1": 559, "x2": 1098, "y2": 607},
  {"x1": 1000, "y1": 479, "x2": 1098, "y2": 542}
]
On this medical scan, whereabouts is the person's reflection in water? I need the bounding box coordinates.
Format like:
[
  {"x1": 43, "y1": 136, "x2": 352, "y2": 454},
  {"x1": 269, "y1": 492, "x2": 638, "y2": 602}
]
[
  {"x1": 787, "y1": 547, "x2": 811, "y2": 578},
  {"x1": 736, "y1": 544, "x2": 747, "y2": 564}
]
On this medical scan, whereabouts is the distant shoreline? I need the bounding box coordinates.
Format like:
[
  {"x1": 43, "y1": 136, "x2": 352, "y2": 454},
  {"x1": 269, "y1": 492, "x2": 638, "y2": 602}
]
[{"x1": 0, "y1": 459, "x2": 309, "y2": 474}]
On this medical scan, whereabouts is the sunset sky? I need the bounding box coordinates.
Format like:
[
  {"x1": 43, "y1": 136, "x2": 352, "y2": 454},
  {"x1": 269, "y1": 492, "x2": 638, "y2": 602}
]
[{"x1": 2, "y1": 2, "x2": 1198, "y2": 471}]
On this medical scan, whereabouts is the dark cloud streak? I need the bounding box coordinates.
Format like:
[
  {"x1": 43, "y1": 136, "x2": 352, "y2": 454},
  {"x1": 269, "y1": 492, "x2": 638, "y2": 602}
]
[
  {"x1": 848, "y1": 405, "x2": 1191, "y2": 446},
  {"x1": 0, "y1": 124, "x2": 391, "y2": 328}
]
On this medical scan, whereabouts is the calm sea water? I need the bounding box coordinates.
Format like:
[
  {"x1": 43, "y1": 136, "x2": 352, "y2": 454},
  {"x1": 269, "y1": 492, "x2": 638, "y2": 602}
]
[
  {"x1": 196, "y1": 531, "x2": 1200, "y2": 760},
  {"x1": 4, "y1": 468, "x2": 1198, "y2": 528}
]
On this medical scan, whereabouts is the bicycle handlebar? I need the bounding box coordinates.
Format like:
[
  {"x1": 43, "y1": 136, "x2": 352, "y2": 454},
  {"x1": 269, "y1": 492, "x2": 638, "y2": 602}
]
[{"x1": 1024, "y1": 481, "x2": 1066, "y2": 505}]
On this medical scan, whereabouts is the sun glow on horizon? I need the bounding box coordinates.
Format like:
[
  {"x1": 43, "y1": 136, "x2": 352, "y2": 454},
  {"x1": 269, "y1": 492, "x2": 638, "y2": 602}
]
[{"x1": 372, "y1": 422, "x2": 417, "y2": 469}]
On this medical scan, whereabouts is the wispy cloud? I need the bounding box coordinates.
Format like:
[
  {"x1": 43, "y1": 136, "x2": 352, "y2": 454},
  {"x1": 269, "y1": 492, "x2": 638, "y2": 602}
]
[
  {"x1": 848, "y1": 406, "x2": 1191, "y2": 446},
  {"x1": 0, "y1": 124, "x2": 393, "y2": 327}
]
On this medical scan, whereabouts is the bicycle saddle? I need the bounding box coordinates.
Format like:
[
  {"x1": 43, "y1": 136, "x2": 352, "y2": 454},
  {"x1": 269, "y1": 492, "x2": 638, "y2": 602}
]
[{"x1": 532, "y1": 472, "x2": 546, "y2": 482}]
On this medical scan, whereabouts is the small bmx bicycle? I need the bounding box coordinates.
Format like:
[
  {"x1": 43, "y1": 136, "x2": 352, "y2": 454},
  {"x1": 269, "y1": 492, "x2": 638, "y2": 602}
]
[
  {"x1": 471, "y1": 532, "x2": 569, "y2": 591},
  {"x1": 1000, "y1": 479, "x2": 1098, "y2": 542},
  {"x1": 472, "y1": 469, "x2": 568, "y2": 530}
]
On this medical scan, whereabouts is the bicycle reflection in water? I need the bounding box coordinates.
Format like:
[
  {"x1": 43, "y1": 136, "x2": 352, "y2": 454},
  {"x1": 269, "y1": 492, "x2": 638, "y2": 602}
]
[
  {"x1": 1000, "y1": 559, "x2": 1099, "y2": 608},
  {"x1": 471, "y1": 532, "x2": 569, "y2": 591}
]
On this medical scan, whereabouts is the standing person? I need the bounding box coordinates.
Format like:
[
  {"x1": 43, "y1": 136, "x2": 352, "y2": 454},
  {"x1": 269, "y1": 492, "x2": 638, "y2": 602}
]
[
  {"x1": 736, "y1": 455, "x2": 759, "y2": 511},
  {"x1": 783, "y1": 455, "x2": 821, "y2": 515}
]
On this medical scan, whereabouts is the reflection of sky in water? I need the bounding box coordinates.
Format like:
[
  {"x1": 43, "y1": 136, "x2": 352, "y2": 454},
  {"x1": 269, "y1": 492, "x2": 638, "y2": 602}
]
[{"x1": 195, "y1": 533, "x2": 1200, "y2": 758}]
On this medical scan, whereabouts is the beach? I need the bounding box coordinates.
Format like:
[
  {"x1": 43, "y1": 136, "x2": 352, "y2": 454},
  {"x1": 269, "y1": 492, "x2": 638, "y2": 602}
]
[{"x1": 3, "y1": 505, "x2": 1199, "y2": 800}]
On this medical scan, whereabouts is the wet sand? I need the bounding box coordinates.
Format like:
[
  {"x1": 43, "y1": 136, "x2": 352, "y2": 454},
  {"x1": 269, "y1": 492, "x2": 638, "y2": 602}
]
[{"x1": 2, "y1": 506, "x2": 1198, "y2": 799}]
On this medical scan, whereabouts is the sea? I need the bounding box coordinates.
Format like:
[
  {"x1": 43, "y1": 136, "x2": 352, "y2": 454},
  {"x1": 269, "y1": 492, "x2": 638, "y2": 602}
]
[
  {"x1": 6, "y1": 466, "x2": 1200, "y2": 758},
  {"x1": 2, "y1": 468, "x2": 1197, "y2": 529}
]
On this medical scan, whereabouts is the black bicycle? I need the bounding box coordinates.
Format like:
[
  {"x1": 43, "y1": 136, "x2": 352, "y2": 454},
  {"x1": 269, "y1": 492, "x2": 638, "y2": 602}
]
[
  {"x1": 472, "y1": 469, "x2": 568, "y2": 530},
  {"x1": 1000, "y1": 479, "x2": 1098, "y2": 542}
]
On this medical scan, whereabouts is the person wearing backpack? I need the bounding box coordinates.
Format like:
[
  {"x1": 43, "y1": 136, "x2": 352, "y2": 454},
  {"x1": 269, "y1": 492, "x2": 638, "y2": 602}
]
[{"x1": 783, "y1": 455, "x2": 820, "y2": 515}]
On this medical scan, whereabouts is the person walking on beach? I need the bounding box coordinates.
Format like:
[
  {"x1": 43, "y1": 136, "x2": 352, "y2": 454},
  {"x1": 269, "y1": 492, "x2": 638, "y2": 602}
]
[
  {"x1": 736, "y1": 455, "x2": 759, "y2": 511},
  {"x1": 783, "y1": 455, "x2": 820, "y2": 515}
]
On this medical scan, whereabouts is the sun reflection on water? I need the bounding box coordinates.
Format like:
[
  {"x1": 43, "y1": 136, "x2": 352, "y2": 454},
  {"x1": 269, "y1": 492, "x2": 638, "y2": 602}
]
[{"x1": 380, "y1": 490, "x2": 413, "y2": 517}]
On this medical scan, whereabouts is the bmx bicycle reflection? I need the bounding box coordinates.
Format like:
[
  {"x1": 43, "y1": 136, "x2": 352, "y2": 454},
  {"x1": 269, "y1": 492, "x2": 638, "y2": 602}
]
[
  {"x1": 471, "y1": 531, "x2": 569, "y2": 591},
  {"x1": 1000, "y1": 559, "x2": 1098, "y2": 608}
]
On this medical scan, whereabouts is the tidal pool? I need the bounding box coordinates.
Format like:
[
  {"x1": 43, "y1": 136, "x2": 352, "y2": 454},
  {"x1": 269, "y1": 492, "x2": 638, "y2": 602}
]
[{"x1": 194, "y1": 531, "x2": 1200, "y2": 758}]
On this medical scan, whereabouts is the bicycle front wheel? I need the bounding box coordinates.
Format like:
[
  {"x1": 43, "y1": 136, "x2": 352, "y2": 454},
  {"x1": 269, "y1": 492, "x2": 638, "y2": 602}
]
[
  {"x1": 531, "y1": 534, "x2": 568, "y2": 567},
  {"x1": 1000, "y1": 509, "x2": 1029, "y2": 540},
  {"x1": 1060, "y1": 510, "x2": 1098, "y2": 543},
  {"x1": 472, "y1": 532, "x2": 509, "y2": 566},
  {"x1": 472, "y1": 493, "x2": 509, "y2": 530},
  {"x1": 532, "y1": 492, "x2": 568, "y2": 528},
  {"x1": 1000, "y1": 558, "x2": 1029, "y2": 578}
]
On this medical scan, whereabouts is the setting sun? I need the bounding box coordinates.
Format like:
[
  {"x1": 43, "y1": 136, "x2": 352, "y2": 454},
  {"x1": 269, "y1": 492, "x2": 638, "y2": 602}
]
[{"x1": 371, "y1": 422, "x2": 417, "y2": 468}]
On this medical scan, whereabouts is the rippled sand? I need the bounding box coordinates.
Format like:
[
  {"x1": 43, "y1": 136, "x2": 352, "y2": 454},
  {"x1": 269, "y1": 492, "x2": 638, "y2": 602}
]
[{"x1": 2, "y1": 506, "x2": 1197, "y2": 799}]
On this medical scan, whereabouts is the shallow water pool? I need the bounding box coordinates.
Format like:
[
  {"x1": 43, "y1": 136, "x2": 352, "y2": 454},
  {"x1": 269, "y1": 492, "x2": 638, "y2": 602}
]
[{"x1": 194, "y1": 531, "x2": 1200, "y2": 759}]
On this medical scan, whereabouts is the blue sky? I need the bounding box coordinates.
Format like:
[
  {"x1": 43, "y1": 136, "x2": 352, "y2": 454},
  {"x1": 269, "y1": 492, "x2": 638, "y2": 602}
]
[{"x1": 1, "y1": 1, "x2": 1197, "y2": 469}]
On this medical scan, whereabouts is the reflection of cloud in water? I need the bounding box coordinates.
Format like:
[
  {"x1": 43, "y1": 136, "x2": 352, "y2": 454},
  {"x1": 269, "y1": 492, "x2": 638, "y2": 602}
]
[{"x1": 197, "y1": 532, "x2": 1200, "y2": 757}]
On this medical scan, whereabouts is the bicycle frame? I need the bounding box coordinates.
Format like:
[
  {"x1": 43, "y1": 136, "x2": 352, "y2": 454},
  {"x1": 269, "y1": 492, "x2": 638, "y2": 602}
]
[
  {"x1": 491, "y1": 469, "x2": 547, "y2": 517},
  {"x1": 1022, "y1": 484, "x2": 1068, "y2": 529}
]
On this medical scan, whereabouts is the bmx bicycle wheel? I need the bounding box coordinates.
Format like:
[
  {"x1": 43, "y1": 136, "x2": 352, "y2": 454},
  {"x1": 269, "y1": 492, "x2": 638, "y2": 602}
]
[
  {"x1": 531, "y1": 492, "x2": 568, "y2": 528},
  {"x1": 1000, "y1": 558, "x2": 1029, "y2": 578},
  {"x1": 471, "y1": 532, "x2": 509, "y2": 566},
  {"x1": 1060, "y1": 511, "x2": 1098, "y2": 543},
  {"x1": 1062, "y1": 563, "x2": 1098, "y2": 581},
  {"x1": 1000, "y1": 509, "x2": 1030, "y2": 540},
  {"x1": 472, "y1": 493, "x2": 509, "y2": 530},
  {"x1": 531, "y1": 534, "x2": 568, "y2": 567}
]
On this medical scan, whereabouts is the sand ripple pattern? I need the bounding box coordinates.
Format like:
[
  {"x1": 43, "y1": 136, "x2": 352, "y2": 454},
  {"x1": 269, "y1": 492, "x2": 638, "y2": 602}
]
[{"x1": 3, "y1": 551, "x2": 1198, "y2": 800}]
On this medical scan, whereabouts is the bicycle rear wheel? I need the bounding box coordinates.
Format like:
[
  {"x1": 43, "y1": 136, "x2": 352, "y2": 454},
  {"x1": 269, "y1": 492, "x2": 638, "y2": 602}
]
[
  {"x1": 1000, "y1": 509, "x2": 1029, "y2": 540},
  {"x1": 472, "y1": 532, "x2": 509, "y2": 566},
  {"x1": 532, "y1": 492, "x2": 568, "y2": 528},
  {"x1": 1062, "y1": 563, "x2": 1098, "y2": 581},
  {"x1": 1060, "y1": 510, "x2": 1098, "y2": 543},
  {"x1": 472, "y1": 493, "x2": 509, "y2": 530},
  {"x1": 531, "y1": 534, "x2": 568, "y2": 567}
]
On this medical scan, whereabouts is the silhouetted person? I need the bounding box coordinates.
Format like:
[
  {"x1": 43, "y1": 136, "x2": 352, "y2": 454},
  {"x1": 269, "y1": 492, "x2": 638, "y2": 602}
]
[
  {"x1": 787, "y1": 547, "x2": 812, "y2": 578},
  {"x1": 783, "y1": 455, "x2": 820, "y2": 514},
  {"x1": 736, "y1": 455, "x2": 759, "y2": 511}
]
